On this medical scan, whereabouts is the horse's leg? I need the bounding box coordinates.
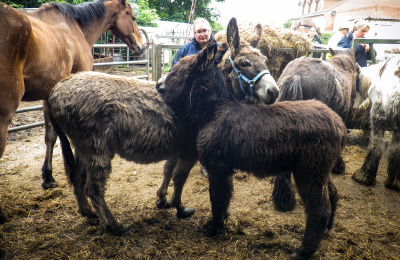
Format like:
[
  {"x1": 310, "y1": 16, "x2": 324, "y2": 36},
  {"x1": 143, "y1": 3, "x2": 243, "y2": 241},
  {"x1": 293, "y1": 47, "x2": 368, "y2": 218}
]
[
  {"x1": 85, "y1": 162, "x2": 129, "y2": 235},
  {"x1": 71, "y1": 153, "x2": 97, "y2": 219},
  {"x1": 384, "y1": 131, "x2": 400, "y2": 191},
  {"x1": 41, "y1": 100, "x2": 58, "y2": 189},
  {"x1": 352, "y1": 128, "x2": 385, "y2": 185},
  {"x1": 156, "y1": 158, "x2": 178, "y2": 209},
  {"x1": 206, "y1": 168, "x2": 234, "y2": 237},
  {"x1": 168, "y1": 157, "x2": 197, "y2": 218},
  {"x1": 272, "y1": 173, "x2": 296, "y2": 212},
  {"x1": 290, "y1": 170, "x2": 332, "y2": 259}
]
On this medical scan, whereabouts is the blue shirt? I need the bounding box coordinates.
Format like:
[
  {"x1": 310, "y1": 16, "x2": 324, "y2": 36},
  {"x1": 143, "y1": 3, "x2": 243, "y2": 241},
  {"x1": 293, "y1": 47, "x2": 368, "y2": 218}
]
[
  {"x1": 171, "y1": 35, "x2": 216, "y2": 68},
  {"x1": 337, "y1": 32, "x2": 374, "y2": 67}
]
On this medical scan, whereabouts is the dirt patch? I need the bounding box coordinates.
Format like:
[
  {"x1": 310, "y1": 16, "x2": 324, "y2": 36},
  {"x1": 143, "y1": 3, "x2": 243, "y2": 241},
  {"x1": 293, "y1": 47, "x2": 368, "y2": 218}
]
[{"x1": 1, "y1": 102, "x2": 399, "y2": 259}]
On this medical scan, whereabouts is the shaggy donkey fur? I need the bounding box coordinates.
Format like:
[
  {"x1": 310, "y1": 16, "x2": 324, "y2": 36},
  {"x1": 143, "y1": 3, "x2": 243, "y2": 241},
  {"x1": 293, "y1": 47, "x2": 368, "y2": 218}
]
[
  {"x1": 158, "y1": 41, "x2": 346, "y2": 259},
  {"x1": 271, "y1": 49, "x2": 359, "y2": 212},
  {"x1": 48, "y1": 72, "x2": 198, "y2": 234}
]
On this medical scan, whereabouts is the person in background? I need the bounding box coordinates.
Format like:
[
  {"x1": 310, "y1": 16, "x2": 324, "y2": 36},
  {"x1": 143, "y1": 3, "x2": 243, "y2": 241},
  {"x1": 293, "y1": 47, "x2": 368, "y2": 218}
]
[
  {"x1": 328, "y1": 25, "x2": 349, "y2": 49},
  {"x1": 337, "y1": 20, "x2": 375, "y2": 67},
  {"x1": 171, "y1": 18, "x2": 216, "y2": 68},
  {"x1": 309, "y1": 26, "x2": 322, "y2": 58}
]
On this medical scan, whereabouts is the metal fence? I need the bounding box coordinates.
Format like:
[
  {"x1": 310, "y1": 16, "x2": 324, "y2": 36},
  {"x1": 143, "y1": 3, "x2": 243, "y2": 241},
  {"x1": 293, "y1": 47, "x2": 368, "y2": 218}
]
[{"x1": 9, "y1": 36, "x2": 400, "y2": 133}]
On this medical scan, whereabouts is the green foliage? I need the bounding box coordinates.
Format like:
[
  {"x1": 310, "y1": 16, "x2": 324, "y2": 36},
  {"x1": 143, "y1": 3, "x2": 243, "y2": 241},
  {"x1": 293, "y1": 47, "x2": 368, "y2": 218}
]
[
  {"x1": 321, "y1": 32, "x2": 335, "y2": 45},
  {"x1": 4, "y1": 0, "x2": 86, "y2": 8},
  {"x1": 147, "y1": 0, "x2": 224, "y2": 28},
  {"x1": 132, "y1": 0, "x2": 160, "y2": 27},
  {"x1": 283, "y1": 18, "x2": 292, "y2": 29}
]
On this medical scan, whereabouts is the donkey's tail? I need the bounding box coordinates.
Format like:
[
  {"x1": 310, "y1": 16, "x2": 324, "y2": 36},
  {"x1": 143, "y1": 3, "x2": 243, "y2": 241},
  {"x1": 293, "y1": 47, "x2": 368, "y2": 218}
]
[
  {"x1": 48, "y1": 110, "x2": 76, "y2": 183},
  {"x1": 277, "y1": 75, "x2": 303, "y2": 101}
]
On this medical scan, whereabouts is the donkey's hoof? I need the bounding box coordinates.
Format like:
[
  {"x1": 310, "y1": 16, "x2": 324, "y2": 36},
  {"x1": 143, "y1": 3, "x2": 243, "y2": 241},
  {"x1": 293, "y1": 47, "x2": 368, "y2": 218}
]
[
  {"x1": 42, "y1": 180, "x2": 58, "y2": 190},
  {"x1": 384, "y1": 178, "x2": 400, "y2": 191},
  {"x1": 352, "y1": 169, "x2": 376, "y2": 186},
  {"x1": 156, "y1": 199, "x2": 172, "y2": 209},
  {"x1": 0, "y1": 249, "x2": 12, "y2": 260},
  {"x1": 289, "y1": 247, "x2": 314, "y2": 259},
  {"x1": 108, "y1": 224, "x2": 131, "y2": 236},
  {"x1": 0, "y1": 210, "x2": 8, "y2": 224},
  {"x1": 177, "y1": 207, "x2": 195, "y2": 218}
]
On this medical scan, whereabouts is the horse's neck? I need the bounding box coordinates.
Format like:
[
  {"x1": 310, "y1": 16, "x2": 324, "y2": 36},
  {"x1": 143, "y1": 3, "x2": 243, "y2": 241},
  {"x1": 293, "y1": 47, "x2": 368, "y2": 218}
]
[{"x1": 79, "y1": 1, "x2": 119, "y2": 46}]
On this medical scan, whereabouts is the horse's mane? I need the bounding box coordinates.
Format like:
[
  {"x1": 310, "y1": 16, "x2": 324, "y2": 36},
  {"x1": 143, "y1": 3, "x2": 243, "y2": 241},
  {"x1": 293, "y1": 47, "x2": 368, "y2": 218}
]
[{"x1": 49, "y1": 0, "x2": 109, "y2": 25}]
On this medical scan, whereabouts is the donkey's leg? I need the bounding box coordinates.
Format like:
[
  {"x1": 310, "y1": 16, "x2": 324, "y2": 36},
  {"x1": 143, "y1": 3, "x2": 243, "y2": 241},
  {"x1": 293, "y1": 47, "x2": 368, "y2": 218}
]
[
  {"x1": 156, "y1": 158, "x2": 178, "y2": 209},
  {"x1": 327, "y1": 176, "x2": 339, "y2": 230},
  {"x1": 168, "y1": 158, "x2": 197, "y2": 218},
  {"x1": 41, "y1": 100, "x2": 58, "y2": 189},
  {"x1": 332, "y1": 156, "x2": 346, "y2": 174},
  {"x1": 385, "y1": 131, "x2": 400, "y2": 191},
  {"x1": 290, "y1": 170, "x2": 331, "y2": 259},
  {"x1": 85, "y1": 163, "x2": 129, "y2": 235},
  {"x1": 272, "y1": 173, "x2": 296, "y2": 212},
  {"x1": 71, "y1": 153, "x2": 97, "y2": 219},
  {"x1": 206, "y1": 168, "x2": 234, "y2": 237},
  {"x1": 352, "y1": 128, "x2": 385, "y2": 186},
  {"x1": 0, "y1": 206, "x2": 8, "y2": 224}
]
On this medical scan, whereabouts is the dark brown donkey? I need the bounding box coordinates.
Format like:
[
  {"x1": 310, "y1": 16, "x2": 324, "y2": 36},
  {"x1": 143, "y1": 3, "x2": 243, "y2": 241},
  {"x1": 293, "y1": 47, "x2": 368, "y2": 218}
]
[
  {"x1": 158, "y1": 41, "x2": 346, "y2": 259},
  {"x1": 0, "y1": 0, "x2": 144, "y2": 192}
]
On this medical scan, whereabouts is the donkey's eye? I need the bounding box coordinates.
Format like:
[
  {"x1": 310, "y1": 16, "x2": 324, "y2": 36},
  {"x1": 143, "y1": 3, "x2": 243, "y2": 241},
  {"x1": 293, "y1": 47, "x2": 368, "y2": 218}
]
[
  {"x1": 132, "y1": 16, "x2": 136, "y2": 21},
  {"x1": 239, "y1": 61, "x2": 251, "y2": 67}
]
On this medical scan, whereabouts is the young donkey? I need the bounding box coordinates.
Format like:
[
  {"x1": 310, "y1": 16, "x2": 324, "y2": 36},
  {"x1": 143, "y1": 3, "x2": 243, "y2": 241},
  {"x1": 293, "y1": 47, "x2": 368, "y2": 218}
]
[{"x1": 157, "y1": 42, "x2": 346, "y2": 259}]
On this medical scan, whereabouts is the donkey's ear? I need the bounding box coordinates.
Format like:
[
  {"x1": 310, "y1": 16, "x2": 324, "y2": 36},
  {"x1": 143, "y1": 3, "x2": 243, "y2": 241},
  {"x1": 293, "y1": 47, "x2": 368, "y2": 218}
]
[
  {"x1": 214, "y1": 43, "x2": 229, "y2": 65},
  {"x1": 197, "y1": 41, "x2": 218, "y2": 72},
  {"x1": 227, "y1": 17, "x2": 240, "y2": 58},
  {"x1": 329, "y1": 48, "x2": 336, "y2": 56},
  {"x1": 249, "y1": 23, "x2": 262, "y2": 48}
]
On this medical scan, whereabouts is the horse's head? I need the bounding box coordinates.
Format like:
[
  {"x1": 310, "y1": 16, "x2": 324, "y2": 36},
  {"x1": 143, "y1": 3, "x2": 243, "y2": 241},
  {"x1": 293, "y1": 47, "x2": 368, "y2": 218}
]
[
  {"x1": 221, "y1": 17, "x2": 279, "y2": 104},
  {"x1": 107, "y1": 0, "x2": 144, "y2": 54}
]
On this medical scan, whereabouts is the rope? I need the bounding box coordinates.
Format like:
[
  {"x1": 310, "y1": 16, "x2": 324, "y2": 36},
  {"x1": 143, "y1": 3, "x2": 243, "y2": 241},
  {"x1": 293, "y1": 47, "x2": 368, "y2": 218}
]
[{"x1": 186, "y1": 0, "x2": 197, "y2": 36}]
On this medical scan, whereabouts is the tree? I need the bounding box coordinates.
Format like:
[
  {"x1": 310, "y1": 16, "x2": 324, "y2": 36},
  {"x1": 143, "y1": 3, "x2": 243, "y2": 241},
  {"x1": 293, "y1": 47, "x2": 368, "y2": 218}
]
[
  {"x1": 132, "y1": 0, "x2": 160, "y2": 27},
  {"x1": 146, "y1": 0, "x2": 224, "y2": 30}
]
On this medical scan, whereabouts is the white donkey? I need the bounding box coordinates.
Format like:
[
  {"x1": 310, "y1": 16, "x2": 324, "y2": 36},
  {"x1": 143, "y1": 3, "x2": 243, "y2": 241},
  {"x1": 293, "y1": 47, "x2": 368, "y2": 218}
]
[{"x1": 352, "y1": 55, "x2": 400, "y2": 191}]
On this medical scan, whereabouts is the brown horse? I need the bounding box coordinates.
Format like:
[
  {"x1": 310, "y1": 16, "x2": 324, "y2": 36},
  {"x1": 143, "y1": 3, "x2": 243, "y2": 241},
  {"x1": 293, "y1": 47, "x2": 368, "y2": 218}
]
[{"x1": 0, "y1": 0, "x2": 144, "y2": 190}]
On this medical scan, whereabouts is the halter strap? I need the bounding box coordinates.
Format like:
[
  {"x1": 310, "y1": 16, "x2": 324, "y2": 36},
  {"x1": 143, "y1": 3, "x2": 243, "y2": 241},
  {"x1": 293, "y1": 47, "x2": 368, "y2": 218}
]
[{"x1": 229, "y1": 56, "x2": 270, "y2": 99}]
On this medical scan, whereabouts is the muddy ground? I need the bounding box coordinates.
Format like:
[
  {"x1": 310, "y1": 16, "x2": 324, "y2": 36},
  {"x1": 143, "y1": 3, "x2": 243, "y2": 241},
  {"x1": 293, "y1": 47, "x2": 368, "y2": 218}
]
[{"x1": 0, "y1": 99, "x2": 399, "y2": 259}]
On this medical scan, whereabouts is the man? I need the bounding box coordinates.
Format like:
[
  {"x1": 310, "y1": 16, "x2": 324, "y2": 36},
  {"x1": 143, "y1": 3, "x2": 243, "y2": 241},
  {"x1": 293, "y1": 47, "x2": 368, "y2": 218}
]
[{"x1": 328, "y1": 25, "x2": 349, "y2": 49}]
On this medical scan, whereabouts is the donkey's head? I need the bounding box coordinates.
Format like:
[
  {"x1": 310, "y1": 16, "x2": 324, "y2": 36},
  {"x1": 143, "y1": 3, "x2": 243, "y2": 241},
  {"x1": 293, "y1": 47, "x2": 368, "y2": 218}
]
[
  {"x1": 221, "y1": 18, "x2": 279, "y2": 104},
  {"x1": 157, "y1": 41, "x2": 229, "y2": 115}
]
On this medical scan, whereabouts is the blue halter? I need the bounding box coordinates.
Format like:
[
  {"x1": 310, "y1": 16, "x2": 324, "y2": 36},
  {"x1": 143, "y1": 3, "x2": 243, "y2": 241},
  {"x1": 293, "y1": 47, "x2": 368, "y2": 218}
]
[{"x1": 229, "y1": 56, "x2": 270, "y2": 99}]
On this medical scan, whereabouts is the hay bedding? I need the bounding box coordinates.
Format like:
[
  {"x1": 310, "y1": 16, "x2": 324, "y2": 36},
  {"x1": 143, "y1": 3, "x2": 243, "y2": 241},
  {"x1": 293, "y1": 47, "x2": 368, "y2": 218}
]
[
  {"x1": 1, "y1": 101, "x2": 400, "y2": 259},
  {"x1": 214, "y1": 23, "x2": 312, "y2": 81}
]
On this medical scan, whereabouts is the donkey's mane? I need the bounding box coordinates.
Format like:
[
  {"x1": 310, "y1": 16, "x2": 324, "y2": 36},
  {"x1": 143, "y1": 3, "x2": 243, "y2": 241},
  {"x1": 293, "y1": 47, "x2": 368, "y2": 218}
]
[{"x1": 49, "y1": 0, "x2": 108, "y2": 25}]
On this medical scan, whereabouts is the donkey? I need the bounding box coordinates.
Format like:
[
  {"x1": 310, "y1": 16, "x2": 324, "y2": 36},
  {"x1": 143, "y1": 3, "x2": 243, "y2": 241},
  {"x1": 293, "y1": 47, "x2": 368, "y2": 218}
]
[
  {"x1": 157, "y1": 17, "x2": 279, "y2": 210},
  {"x1": 271, "y1": 49, "x2": 359, "y2": 211},
  {"x1": 157, "y1": 41, "x2": 346, "y2": 259},
  {"x1": 352, "y1": 56, "x2": 400, "y2": 190}
]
